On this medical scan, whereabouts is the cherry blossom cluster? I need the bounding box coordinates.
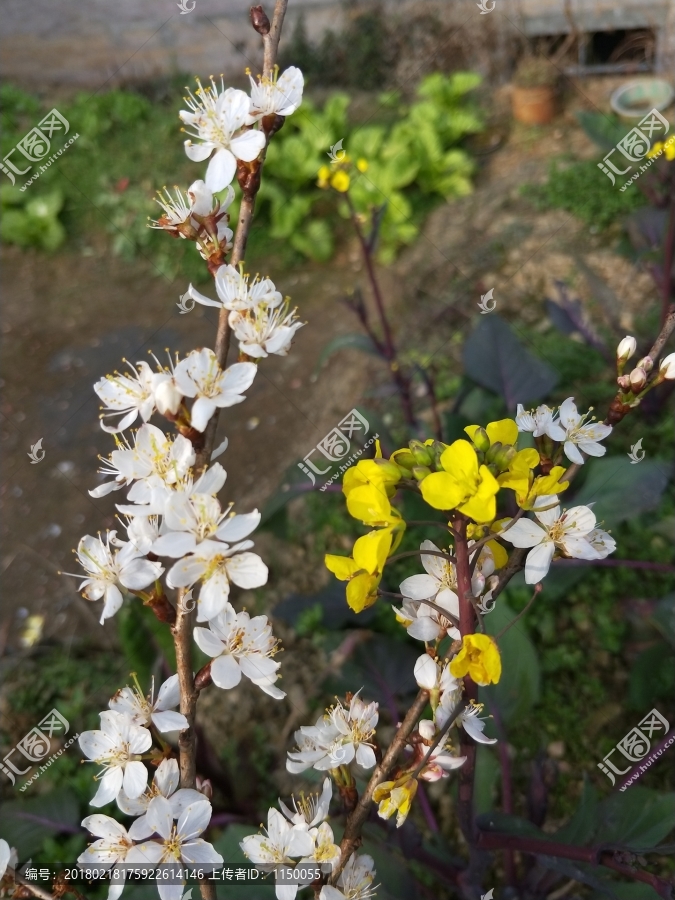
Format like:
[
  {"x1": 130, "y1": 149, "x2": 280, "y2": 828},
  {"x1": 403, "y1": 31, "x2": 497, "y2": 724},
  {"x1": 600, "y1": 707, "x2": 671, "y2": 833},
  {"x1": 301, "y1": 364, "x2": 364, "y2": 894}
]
[
  {"x1": 74, "y1": 681, "x2": 221, "y2": 900},
  {"x1": 64, "y1": 59, "x2": 311, "y2": 894}
]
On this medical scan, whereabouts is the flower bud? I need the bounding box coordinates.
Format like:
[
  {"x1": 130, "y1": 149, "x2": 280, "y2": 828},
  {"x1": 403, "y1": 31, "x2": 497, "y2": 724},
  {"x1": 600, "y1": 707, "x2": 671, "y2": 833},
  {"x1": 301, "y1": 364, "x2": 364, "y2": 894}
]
[
  {"x1": 636, "y1": 356, "x2": 653, "y2": 373},
  {"x1": 409, "y1": 439, "x2": 433, "y2": 467},
  {"x1": 485, "y1": 441, "x2": 503, "y2": 464},
  {"x1": 629, "y1": 367, "x2": 647, "y2": 393},
  {"x1": 412, "y1": 465, "x2": 431, "y2": 481},
  {"x1": 373, "y1": 458, "x2": 402, "y2": 483},
  {"x1": 616, "y1": 336, "x2": 637, "y2": 362},
  {"x1": 196, "y1": 776, "x2": 213, "y2": 800},
  {"x1": 659, "y1": 352, "x2": 675, "y2": 380},
  {"x1": 154, "y1": 380, "x2": 183, "y2": 416},
  {"x1": 249, "y1": 5, "x2": 270, "y2": 34},
  {"x1": 616, "y1": 374, "x2": 631, "y2": 391},
  {"x1": 392, "y1": 448, "x2": 415, "y2": 471},
  {"x1": 471, "y1": 427, "x2": 490, "y2": 453},
  {"x1": 492, "y1": 444, "x2": 517, "y2": 470}
]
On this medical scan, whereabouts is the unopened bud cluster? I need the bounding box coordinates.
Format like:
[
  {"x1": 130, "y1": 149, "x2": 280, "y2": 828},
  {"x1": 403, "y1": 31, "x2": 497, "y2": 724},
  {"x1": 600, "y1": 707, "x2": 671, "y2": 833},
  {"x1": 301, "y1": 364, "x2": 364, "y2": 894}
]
[{"x1": 612, "y1": 335, "x2": 675, "y2": 423}]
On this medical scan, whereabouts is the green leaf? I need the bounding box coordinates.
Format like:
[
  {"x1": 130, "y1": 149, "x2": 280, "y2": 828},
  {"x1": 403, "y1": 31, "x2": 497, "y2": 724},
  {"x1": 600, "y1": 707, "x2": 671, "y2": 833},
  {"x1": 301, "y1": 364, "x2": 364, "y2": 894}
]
[
  {"x1": 480, "y1": 599, "x2": 541, "y2": 723},
  {"x1": 0, "y1": 788, "x2": 80, "y2": 856},
  {"x1": 316, "y1": 333, "x2": 382, "y2": 371},
  {"x1": 473, "y1": 745, "x2": 501, "y2": 816},
  {"x1": 360, "y1": 826, "x2": 420, "y2": 900},
  {"x1": 290, "y1": 218, "x2": 333, "y2": 262},
  {"x1": 651, "y1": 593, "x2": 675, "y2": 648},
  {"x1": 554, "y1": 777, "x2": 599, "y2": 845},
  {"x1": 628, "y1": 640, "x2": 675, "y2": 709},
  {"x1": 595, "y1": 787, "x2": 675, "y2": 850},
  {"x1": 575, "y1": 110, "x2": 627, "y2": 152},
  {"x1": 573, "y1": 457, "x2": 671, "y2": 528},
  {"x1": 475, "y1": 810, "x2": 543, "y2": 837},
  {"x1": 463, "y1": 315, "x2": 559, "y2": 410},
  {"x1": 589, "y1": 884, "x2": 663, "y2": 900}
]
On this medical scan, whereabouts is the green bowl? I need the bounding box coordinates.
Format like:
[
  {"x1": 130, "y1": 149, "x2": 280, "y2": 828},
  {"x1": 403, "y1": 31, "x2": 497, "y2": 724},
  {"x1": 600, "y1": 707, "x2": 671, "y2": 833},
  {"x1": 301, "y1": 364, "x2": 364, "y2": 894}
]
[{"x1": 610, "y1": 79, "x2": 674, "y2": 122}]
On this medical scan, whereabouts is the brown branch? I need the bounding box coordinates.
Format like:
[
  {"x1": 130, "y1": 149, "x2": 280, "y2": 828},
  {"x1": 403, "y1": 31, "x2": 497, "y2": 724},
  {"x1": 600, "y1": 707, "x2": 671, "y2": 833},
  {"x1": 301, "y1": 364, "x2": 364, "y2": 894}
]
[
  {"x1": 649, "y1": 303, "x2": 675, "y2": 359},
  {"x1": 330, "y1": 690, "x2": 430, "y2": 884},
  {"x1": 170, "y1": 9, "x2": 290, "y2": 900},
  {"x1": 8, "y1": 869, "x2": 60, "y2": 900}
]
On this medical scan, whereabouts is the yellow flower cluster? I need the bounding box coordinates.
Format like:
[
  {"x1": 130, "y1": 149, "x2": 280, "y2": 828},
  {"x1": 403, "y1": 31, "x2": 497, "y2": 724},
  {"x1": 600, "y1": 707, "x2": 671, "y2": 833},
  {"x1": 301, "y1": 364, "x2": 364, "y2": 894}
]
[
  {"x1": 317, "y1": 157, "x2": 369, "y2": 193},
  {"x1": 324, "y1": 417, "x2": 569, "y2": 614},
  {"x1": 450, "y1": 633, "x2": 502, "y2": 685}
]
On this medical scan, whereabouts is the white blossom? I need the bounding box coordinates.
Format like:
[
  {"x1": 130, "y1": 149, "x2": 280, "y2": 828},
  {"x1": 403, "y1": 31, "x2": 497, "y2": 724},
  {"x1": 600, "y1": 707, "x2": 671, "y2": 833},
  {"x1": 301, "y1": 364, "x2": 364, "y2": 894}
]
[
  {"x1": 109, "y1": 674, "x2": 188, "y2": 734},
  {"x1": 0, "y1": 840, "x2": 17, "y2": 881},
  {"x1": 149, "y1": 180, "x2": 231, "y2": 238},
  {"x1": 130, "y1": 797, "x2": 223, "y2": 900},
  {"x1": 515, "y1": 403, "x2": 566, "y2": 441},
  {"x1": 456, "y1": 703, "x2": 497, "y2": 745},
  {"x1": 415, "y1": 720, "x2": 466, "y2": 782},
  {"x1": 617, "y1": 336, "x2": 637, "y2": 361},
  {"x1": 585, "y1": 527, "x2": 616, "y2": 558},
  {"x1": 65, "y1": 532, "x2": 163, "y2": 623},
  {"x1": 166, "y1": 533, "x2": 267, "y2": 621},
  {"x1": 287, "y1": 693, "x2": 378, "y2": 772},
  {"x1": 660, "y1": 352, "x2": 675, "y2": 379},
  {"x1": 186, "y1": 264, "x2": 283, "y2": 312},
  {"x1": 240, "y1": 808, "x2": 314, "y2": 900},
  {"x1": 180, "y1": 81, "x2": 266, "y2": 192},
  {"x1": 228, "y1": 303, "x2": 303, "y2": 358},
  {"x1": 193, "y1": 604, "x2": 284, "y2": 698},
  {"x1": 173, "y1": 350, "x2": 257, "y2": 431},
  {"x1": 246, "y1": 67, "x2": 304, "y2": 123},
  {"x1": 79, "y1": 711, "x2": 152, "y2": 806},
  {"x1": 557, "y1": 398, "x2": 612, "y2": 465},
  {"x1": 90, "y1": 425, "x2": 195, "y2": 499},
  {"x1": 117, "y1": 759, "x2": 203, "y2": 834},
  {"x1": 394, "y1": 541, "x2": 460, "y2": 642},
  {"x1": 500, "y1": 495, "x2": 601, "y2": 583},
  {"x1": 279, "y1": 777, "x2": 332, "y2": 829},
  {"x1": 319, "y1": 854, "x2": 378, "y2": 900},
  {"x1": 77, "y1": 815, "x2": 141, "y2": 900},
  {"x1": 94, "y1": 361, "x2": 156, "y2": 434}
]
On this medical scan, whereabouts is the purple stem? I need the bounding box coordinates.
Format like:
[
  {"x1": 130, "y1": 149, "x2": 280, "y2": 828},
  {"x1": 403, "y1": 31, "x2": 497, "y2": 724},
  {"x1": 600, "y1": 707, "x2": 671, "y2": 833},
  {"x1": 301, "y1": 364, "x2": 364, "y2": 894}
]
[
  {"x1": 416, "y1": 781, "x2": 439, "y2": 832},
  {"x1": 209, "y1": 812, "x2": 247, "y2": 827}
]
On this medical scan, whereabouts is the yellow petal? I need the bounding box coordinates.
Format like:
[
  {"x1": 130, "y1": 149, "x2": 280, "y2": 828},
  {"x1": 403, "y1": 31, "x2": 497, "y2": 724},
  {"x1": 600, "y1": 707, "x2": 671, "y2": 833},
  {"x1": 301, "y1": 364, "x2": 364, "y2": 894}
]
[
  {"x1": 486, "y1": 419, "x2": 519, "y2": 447},
  {"x1": 325, "y1": 554, "x2": 360, "y2": 581},
  {"x1": 439, "y1": 440, "x2": 479, "y2": 486},
  {"x1": 420, "y1": 471, "x2": 466, "y2": 511},
  {"x1": 464, "y1": 424, "x2": 480, "y2": 442},
  {"x1": 353, "y1": 529, "x2": 393, "y2": 573},
  {"x1": 346, "y1": 572, "x2": 379, "y2": 612},
  {"x1": 457, "y1": 466, "x2": 499, "y2": 523},
  {"x1": 486, "y1": 539, "x2": 508, "y2": 570}
]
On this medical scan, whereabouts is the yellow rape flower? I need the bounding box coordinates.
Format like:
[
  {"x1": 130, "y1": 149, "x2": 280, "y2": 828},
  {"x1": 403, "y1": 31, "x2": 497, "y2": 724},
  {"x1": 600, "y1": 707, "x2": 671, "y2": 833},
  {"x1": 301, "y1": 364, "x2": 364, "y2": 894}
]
[
  {"x1": 325, "y1": 527, "x2": 393, "y2": 612},
  {"x1": 465, "y1": 418, "x2": 518, "y2": 448},
  {"x1": 373, "y1": 775, "x2": 418, "y2": 827},
  {"x1": 317, "y1": 165, "x2": 332, "y2": 189},
  {"x1": 449, "y1": 633, "x2": 502, "y2": 685},
  {"x1": 498, "y1": 448, "x2": 569, "y2": 509},
  {"x1": 331, "y1": 170, "x2": 350, "y2": 192},
  {"x1": 356, "y1": 158, "x2": 369, "y2": 172},
  {"x1": 420, "y1": 440, "x2": 499, "y2": 523}
]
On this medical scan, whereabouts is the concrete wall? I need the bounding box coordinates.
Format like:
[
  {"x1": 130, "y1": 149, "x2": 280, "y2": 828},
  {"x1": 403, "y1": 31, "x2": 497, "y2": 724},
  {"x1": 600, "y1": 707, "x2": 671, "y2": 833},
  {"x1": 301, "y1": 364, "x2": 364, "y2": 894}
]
[{"x1": 1, "y1": 0, "x2": 672, "y2": 88}]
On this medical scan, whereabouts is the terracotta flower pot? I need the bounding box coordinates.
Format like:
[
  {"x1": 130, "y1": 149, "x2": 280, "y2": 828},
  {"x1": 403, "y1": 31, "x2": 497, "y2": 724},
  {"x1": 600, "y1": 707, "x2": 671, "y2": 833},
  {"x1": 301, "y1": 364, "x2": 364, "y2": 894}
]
[{"x1": 511, "y1": 85, "x2": 556, "y2": 125}]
